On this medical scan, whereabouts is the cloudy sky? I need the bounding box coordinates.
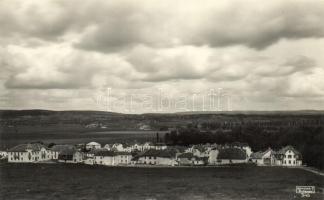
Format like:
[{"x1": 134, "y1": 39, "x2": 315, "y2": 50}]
[{"x1": 0, "y1": 0, "x2": 324, "y2": 113}]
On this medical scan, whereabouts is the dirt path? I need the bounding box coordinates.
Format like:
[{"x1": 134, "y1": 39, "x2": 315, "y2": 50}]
[{"x1": 299, "y1": 166, "x2": 324, "y2": 176}]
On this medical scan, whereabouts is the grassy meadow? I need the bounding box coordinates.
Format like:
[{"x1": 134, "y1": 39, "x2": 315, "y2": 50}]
[{"x1": 0, "y1": 163, "x2": 323, "y2": 200}]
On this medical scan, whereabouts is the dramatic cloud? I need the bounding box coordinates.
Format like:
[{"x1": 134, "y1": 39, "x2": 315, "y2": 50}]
[{"x1": 0, "y1": 0, "x2": 323, "y2": 112}]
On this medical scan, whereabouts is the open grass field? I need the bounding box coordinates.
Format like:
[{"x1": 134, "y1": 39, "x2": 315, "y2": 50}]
[{"x1": 0, "y1": 163, "x2": 323, "y2": 200}]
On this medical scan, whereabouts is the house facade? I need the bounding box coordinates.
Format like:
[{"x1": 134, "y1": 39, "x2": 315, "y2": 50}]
[
  {"x1": 94, "y1": 150, "x2": 116, "y2": 165},
  {"x1": 274, "y1": 146, "x2": 302, "y2": 166},
  {"x1": 208, "y1": 148, "x2": 219, "y2": 165},
  {"x1": 137, "y1": 149, "x2": 176, "y2": 166},
  {"x1": 114, "y1": 152, "x2": 133, "y2": 165},
  {"x1": 7, "y1": 143, "x2": 52, "y2": 163}
]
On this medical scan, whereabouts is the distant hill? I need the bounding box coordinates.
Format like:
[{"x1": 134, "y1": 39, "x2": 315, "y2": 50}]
[{"x1": 0, "y1": 109, "x2": 323, "y2": 132}]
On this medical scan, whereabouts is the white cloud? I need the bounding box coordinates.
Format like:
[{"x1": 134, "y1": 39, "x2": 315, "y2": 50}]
[{"x1": 0, "y1": 0, "x2": 324, "y2": 112}]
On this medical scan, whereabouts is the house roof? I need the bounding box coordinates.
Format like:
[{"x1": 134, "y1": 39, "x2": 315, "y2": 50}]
[
  {"x1": 250, "y1": 151, "x2": 263, "y2": 159},
  {"x1": 94, "y1": 150, "x2": 115, "y2": 157},
  {"x1": 51, "y1": 145, "x2": 75, "y2": 153},
  {"x1": 250, "y1": 148, "x2": 273, "y2": 159},
  {"x1": 60, "y1": 147, "x2": 78, "y2": 155},
  {"x1": 87, "y1": 142, "x2": 101, "y2": 146},
  {"x1": 177, "y1": 152, "x2": 194, "y2": 159},
  {"x1": 89, "y1": 148, "x2": 107, "y2": 154},
  {"x1": 8, "y1": 143, "x2": 47, "y2": 152},
  {"x1": 218, "y1": 148, "x2": 247, "y2": 160},
  {"x1": 140, "y1": 149, "x2": 176, "y2": 158},
  {"x1": 115, "y1": 152, "x2": 132, "y2": 156},
  {"x1": 277, "y1": 145, "x2": 301, "y2": 156},
  {"x1": 229, "y1": 142, "x2": 249, "y2": 148}
]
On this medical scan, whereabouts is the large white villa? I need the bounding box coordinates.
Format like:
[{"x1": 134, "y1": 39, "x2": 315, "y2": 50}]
[{"x1": 7, "y1": 143, "x2": 51, "y2": 163}]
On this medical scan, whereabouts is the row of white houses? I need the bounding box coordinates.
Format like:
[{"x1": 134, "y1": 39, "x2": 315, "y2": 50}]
[
  {"x1": 86, "y1": 141, "x2": 167, "y2": 152},
  {"x1": 5, "y1": 142, "x2": 302, "y2": 167}
]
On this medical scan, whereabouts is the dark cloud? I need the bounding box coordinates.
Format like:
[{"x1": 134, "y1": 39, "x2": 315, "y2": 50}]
[
  {"x1": 1, "y1": 0, "x2": 324, "y2": 50},
  {"x1": 187, "y1": 1, "x2": 324, "y2": 49}
]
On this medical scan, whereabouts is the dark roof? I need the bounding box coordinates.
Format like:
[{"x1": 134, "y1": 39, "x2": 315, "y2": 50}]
[
  {"x1": 229, "y1": 142, "x2": 249, "y2": 148},
  {"x1": 59, "y1": 146, "x2": 78, "y2": 155},
  {"x1": 177, "y1": 152, "x2": 194, "y2": 159},
  {"x1": 152, "y1": 143, "x2": 167, "y2": 146},
  {"x1": 51, "y1": 145, "x2": 75, "y2": 153},
  {"x1": 115, "y1": 152, "x2": 132, "y2": 156},
  {"x1": 140, "y1": 149, "x2": 176, "y2": 158},
  {"x1": 218, "y1": 148, "x2": 247, "y2": 160},
  {"x1": 277, "y1": 145, "x2": 301, "y2": 155},
  {"x1": 250, "y1": 151, "x2": 263, "y2": 159},
  {"x1": 8, "y1": 143, "x2": 47, "y2": 152},
  {"x1": 88, "y1": 148, "x2": 106, "y2": 154},
  {"x1": 94, "y1": 150, "x2": 115, "y2": 157}
]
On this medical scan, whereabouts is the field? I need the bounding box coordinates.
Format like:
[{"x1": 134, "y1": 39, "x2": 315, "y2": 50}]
[
  {"x1": 0, "y1": 163, "x2": 323, "y2": 200},
  {"x1": 0, "y1": 128, "x2": 168, "y2": 150}
]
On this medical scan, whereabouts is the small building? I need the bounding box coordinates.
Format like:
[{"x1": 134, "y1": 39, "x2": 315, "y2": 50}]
[
  {"x1": 150, "y1": 143, "x2": 168, "y2": 150},
  {"x1": 86, "y1": 142, "x2": 101, "y2": 150},
  {"x1": 177, "y1": 152, "x2": 195, "y2": 166},
  {"x1": 208, "y1": 148, "x2": 219, "y2": 165},
  {"x1": 94, "y1": 150, "x2": 116, "y2": 166},
  {"x1": 138, "y1": 149, "x2": 177, "y2": 166},
  {"x1": 176, "y1": 152, "x2": 207, "y2": 166},
  {"x1": 0, "y1": 151, "x2": 7, "y2": 159},
  {"x1": 217, "y1": 148, "x2": 247, "y2": 165},
  {"x1": 250, "y1": 148, "x2": 275, "y2": 166},
  {"x1": 58, "y1": 147, "x2": 83, "y2": 163},
  {"x1": 83, "y1": 148, "x2": 104, "y2": 165},
  {"x1": 114, "y1": 152, "x2": 133, "y2": 165},
  {"x1": 7, "y1": 143, "x2": 51, "y2": 163}
]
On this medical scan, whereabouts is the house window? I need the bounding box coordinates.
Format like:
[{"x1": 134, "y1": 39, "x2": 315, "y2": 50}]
[
  {"x1": 288, "y1": 160, "x2": 291, "y2": 164},
  {"x1": 284, "y1": 160, "x2": 286, "y2": 164},
  {"x1": 293, "y1": 160, "x2": 296, "y2": 164},
  {"x1": 288, "y1": 155, "x2": 292, "y2": 158}
]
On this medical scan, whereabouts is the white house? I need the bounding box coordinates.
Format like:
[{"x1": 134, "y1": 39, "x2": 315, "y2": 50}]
[
  {"x1": 150, "y1": 143, "x2": 168, "y2": 150},
  {"x1": 274, "y1": 146, "x2": 302, "y2": 166},
  {"x1": 137, "y1": 149, "x2": 177, "y2": 166},
  {"x1": 208, "y1": 148, "x2": 219, "y2": 165},
  {"x1": 114, "y1": 152, "x2": 133, "y2": 165},
  {"x1": 7, "y1": 143, "x2": 52, "y2": 163},
  {"x1": 94, "y1": 150, "x2": 116, "y2": 165},
  {"x1": 86, "y1": 142, "x2": 101, "y2": 150}
]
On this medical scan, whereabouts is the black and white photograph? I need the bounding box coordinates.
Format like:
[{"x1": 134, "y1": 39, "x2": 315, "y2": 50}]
[{"x1": 0, "y1": 0, "x2": 323, "y2": 199}]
